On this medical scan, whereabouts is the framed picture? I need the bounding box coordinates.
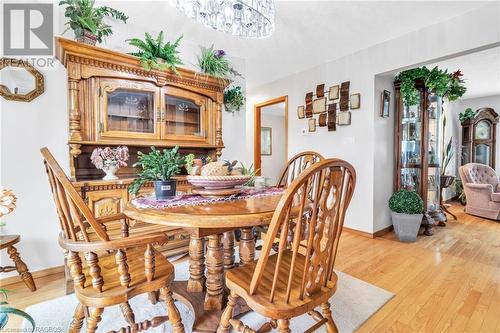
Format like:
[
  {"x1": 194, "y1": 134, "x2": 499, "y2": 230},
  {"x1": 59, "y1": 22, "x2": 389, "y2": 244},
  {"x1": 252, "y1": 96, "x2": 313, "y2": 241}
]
[
  {"x1": 297, "y1": 105, "x2": 305, "y2": 119},
  {"x1": 261, "y1": 127, "x2": 272, "y2": 156},
  {"x1": 308, "y1": 118, "x2": 316, "y2": 132},
  {"x1": 350, "y1": 93, "x2": 360, "y2": 109},
  {"x1": 318, "y1": 113, "x2": 327, "y2": 127},
  {"x1": 312, "y1": 97, "x2": 326, "y2": 114},
  {"x1": 337, "y1": 111, "x2": 351, "y2": 126},
  {"x1": 328, "y1": 85, "x2": 339, "y2": 100},
  {"x1": 381, "y1": 90, "x2": 390, "y2": 117}
]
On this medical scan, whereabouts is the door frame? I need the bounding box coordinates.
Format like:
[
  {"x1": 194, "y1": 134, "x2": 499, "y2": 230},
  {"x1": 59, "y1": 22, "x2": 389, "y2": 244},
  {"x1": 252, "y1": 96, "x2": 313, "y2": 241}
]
[{"x1": 254, "y1": 95, "x2": 288, "y2": 176}]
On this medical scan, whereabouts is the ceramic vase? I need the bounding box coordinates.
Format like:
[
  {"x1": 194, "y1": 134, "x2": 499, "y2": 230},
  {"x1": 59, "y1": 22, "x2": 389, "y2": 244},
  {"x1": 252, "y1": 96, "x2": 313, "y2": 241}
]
[{"x1": 102, "y1": 165, "x2": 118, "y2": 180}]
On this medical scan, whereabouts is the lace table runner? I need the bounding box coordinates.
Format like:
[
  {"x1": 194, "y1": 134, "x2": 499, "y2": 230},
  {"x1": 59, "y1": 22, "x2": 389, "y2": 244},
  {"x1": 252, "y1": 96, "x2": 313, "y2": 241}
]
[{"x1": 131, "y1": 187, "x2": 284, "y2": 209}]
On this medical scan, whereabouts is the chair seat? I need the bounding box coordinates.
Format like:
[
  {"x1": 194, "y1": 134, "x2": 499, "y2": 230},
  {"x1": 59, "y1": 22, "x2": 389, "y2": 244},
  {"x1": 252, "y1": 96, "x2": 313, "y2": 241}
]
[
  {"x1": 226, "y1": 250, "x2": 337, "y2": 318},
  {"x1": 75, "y1": 246, "x2": 174, "y2": 308}
]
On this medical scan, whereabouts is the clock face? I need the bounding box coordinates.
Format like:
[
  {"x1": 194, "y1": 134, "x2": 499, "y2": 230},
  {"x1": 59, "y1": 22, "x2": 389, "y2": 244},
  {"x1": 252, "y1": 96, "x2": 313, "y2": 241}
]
[{"x1": 475, "y1": 120, "x2": 490, "y2": 140}]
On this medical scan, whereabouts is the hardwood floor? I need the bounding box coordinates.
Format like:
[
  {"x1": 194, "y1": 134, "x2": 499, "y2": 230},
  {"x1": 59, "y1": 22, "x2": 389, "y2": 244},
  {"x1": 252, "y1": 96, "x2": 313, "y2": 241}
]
[{"x1": 2, "y1": 204, "x2": 499, "y2": 332}]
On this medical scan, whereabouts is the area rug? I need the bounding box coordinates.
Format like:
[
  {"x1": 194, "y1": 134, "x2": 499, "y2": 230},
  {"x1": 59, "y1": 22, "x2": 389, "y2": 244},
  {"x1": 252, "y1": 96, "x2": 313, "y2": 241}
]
[{"x1": 23, "y1": 256, "x2": 393, "y2": 332}]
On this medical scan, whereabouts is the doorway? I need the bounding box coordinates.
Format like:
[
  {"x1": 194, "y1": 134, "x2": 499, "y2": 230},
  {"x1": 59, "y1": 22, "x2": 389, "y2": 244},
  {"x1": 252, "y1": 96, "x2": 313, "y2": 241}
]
[{"x1": 254, "y1": 96, "x2": 288, "y2": 184}]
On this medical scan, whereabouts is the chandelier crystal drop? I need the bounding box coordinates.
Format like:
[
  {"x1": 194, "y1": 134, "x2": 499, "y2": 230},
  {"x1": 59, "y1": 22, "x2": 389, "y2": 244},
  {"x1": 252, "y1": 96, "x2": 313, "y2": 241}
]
[{"x1": 169, "y1": 0, "x2": 275, "y2": 38}]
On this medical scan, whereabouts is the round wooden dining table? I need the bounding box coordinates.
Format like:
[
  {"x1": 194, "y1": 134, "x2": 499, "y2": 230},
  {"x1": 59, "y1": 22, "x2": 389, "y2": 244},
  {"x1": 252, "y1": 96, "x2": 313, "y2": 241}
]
[{"x1": 124, "y1": 192, "x2": 284, "y2": 333}]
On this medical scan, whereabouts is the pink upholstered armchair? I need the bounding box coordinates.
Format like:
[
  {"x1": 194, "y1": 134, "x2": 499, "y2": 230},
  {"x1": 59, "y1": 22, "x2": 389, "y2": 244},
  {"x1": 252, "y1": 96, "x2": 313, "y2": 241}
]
[{"x1": 459, "y1": 163, "x2": 500, "y2": 220}]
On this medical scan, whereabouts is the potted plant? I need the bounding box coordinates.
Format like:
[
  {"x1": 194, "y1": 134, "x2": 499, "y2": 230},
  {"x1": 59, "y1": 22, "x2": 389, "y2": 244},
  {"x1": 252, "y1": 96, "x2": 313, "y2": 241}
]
[
  {"x1": 197, "y1": 45, "x2": 241, "y2": 82},
  {"x1": 60, "y1": 0, "x2": 128, "y2": 45},
  {"x1": 389, "y1": 190, "x2": 424, "y2": 242},
  {"x1": 459, "y1": 107, "x2": 476, "y2": 123},
  {"x1": 224, "y1": 86, "x2": 245, "y2": 113},
  {"x1": 128, "y1": 31, "x2": 183, "y2": 73},
  {"x1": 90, "y1": 146, "x2": 129, "y2": 180},
  {"x1": 129, "y1": 146, "x2": 184, "y2": 199}
]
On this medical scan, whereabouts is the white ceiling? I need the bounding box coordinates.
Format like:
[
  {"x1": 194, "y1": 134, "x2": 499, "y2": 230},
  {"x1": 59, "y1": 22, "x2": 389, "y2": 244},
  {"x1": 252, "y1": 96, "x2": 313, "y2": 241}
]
[
  {"x1": 428, "y1": 47, "x2": 500, "y2": 99},
  {"x1": 98, "y1": 1, "x2": 488, "y2": 89}
]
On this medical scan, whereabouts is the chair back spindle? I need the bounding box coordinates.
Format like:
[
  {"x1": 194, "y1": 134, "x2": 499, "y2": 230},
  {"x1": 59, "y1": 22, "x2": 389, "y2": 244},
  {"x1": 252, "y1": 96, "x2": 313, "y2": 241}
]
[
  {"x1": 250, "y1": 159, "x2": 356, "y2": 304},
  {"x1": 276, "y1": 151, "x2": 324, "y2": 188}
]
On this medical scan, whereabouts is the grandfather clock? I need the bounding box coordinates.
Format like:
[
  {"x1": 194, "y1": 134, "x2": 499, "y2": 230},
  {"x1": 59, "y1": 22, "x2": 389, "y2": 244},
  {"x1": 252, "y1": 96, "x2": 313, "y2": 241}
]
[{"x1": 461, "y1": 107, "x2": 498, "y2": 168}]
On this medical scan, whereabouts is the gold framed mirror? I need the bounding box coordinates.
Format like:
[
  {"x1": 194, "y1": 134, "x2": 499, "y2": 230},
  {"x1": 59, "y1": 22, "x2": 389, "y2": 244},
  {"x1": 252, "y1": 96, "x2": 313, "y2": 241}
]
[{"x1": 0, "y1": 58, "x2": 44, "y2": 102}]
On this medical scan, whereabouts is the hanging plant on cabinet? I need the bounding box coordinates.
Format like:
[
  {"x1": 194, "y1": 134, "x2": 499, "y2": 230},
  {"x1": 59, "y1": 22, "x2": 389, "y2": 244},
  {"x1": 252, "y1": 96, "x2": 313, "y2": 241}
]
[
  {"x1": 395, "y1": 66, "x2": 466, "y2": 106},
  {"x1": 127, "y1": 31, "x2": 183, "y2": 74},
  {"x1": 197, "y1": 45, "x2": 242, "y2": 83},
  {"x1": 224, "y1": 86, "x2": 245, "y2": 113},
  {"x1": 60, "y1": 0, "x2": 128, "y2": 45}
]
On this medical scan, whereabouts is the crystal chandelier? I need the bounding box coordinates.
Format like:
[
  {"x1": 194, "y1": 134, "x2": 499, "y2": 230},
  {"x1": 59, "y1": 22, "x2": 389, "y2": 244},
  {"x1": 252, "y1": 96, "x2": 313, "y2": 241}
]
[{"x1": 169, "y1": 0, "x2": 275, "y2": 38}]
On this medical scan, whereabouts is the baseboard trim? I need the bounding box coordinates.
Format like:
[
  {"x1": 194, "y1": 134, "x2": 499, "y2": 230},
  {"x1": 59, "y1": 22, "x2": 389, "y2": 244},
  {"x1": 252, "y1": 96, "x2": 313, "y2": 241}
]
[
  {"x1": 0, "y1": 265, "x2": 64, "y2": 286},
  {"x1": 343, "y1": 225, "x2": 393, "y2": 239}
]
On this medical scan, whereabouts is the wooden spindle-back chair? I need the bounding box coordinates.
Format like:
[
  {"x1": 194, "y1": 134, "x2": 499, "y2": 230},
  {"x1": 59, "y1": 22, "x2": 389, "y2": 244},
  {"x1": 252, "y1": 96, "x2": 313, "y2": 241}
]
[
  {"x1": 219, "y1": 158, "x2": 356, "y2": 333},
  {"x1": 40, "y1": 148, "x2": 185, "y2": 333},
  {"x1": 276, "y1": 151, "x2": 324, "y2": 188}
]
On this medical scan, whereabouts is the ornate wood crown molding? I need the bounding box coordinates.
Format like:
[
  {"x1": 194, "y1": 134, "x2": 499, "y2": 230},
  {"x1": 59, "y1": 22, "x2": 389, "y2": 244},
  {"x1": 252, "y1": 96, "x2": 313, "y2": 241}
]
[{"x1": 55, "y1": 37, "x2": 227, "y2": 93}]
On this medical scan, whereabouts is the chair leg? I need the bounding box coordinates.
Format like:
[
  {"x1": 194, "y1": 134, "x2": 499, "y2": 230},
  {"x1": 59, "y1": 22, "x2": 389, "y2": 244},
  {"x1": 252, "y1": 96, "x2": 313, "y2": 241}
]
[
  {"x1": 120, "y1": 301, "x2": 135, "y2": 326},
  {"x1": 162, "y1": 286, "x2": 185, "y2": 333},
  {"x1": 217, "y1": 290, "x2": 238, "y2": 333},
  {"x1": 69, "y1": 303, "x2": 86, "y2": 333},
  {"x1": 321, "y1": 302, "x2": 338, "y2": 333},
  {"x1": 148, "y1": 290, "x2": 159, "y2": 304},
  {"x1": 86, "y1": 308, "x2": 103, "y2": 333},
  {"x1": 277, "y1": 319, "x2": 291, "y2": 333}
]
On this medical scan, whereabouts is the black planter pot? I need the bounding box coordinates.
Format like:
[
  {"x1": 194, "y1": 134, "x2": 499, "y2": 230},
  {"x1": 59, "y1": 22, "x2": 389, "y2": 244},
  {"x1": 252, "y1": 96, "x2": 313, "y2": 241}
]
[{"x1": 154, "y1": 179, "x2": 177, "y2": 200}]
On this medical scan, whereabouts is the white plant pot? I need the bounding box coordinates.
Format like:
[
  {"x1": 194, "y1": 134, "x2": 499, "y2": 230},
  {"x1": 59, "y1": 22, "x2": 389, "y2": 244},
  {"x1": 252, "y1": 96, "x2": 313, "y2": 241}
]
[
  {"x1": 102, "y1": 165, "x2": 118, "y2": 180},
  {"x1": 391, "y1": 212, "x2": 423, "y2": 242}
]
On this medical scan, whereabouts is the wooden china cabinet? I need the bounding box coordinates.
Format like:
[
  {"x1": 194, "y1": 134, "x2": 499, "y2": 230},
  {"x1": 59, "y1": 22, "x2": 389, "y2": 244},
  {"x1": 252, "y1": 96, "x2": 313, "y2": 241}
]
[
  {"x1": 461, "y1": 107, "x2": 498, "y2": 168},
  {"x1": 394, "y1": 80, "x2": 445, "y2": 236},
  {"x1": 55, "y1": 37, "x2": 227, "y2": 260}
]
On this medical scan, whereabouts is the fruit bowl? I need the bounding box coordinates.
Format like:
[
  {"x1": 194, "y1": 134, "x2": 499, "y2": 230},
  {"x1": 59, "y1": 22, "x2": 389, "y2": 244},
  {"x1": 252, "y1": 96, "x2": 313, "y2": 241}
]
[{"x1": 186, "y1": 175, "x2": 251, "y2": 190}]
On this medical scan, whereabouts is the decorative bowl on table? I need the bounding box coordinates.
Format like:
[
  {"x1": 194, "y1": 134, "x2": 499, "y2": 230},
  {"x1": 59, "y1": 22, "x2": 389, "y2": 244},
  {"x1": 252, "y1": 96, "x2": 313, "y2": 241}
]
[{"x1": 186, "y1": 175, "x2": 251, "y2": 190}]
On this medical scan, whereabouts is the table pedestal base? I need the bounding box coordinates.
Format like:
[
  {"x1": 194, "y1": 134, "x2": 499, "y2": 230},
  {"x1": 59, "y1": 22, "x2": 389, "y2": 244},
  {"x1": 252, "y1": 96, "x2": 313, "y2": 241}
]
[{"x1": 171, "y1": 280, "x2": 250, "y2": 333}]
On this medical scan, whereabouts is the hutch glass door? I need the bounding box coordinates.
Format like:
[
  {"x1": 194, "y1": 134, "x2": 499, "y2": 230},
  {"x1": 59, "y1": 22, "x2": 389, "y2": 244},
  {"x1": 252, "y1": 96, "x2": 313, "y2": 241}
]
[
  {"x1": 99, "y1": 79, "x2": 160, "y2": 140},
  {"x1": 162, "y1": 86, "x2": 209, "y2": 143}
]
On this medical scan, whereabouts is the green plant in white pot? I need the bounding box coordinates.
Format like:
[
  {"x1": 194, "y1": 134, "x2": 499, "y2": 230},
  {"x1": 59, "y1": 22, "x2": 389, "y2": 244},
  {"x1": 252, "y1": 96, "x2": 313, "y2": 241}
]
[{"x1": 389, "y1": 190, "x2": 424, "y2": 242}]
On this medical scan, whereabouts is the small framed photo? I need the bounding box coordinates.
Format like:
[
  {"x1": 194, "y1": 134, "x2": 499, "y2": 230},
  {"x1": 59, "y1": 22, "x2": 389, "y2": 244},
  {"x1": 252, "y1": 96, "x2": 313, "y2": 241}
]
[
  {"x1": 261, "y1": 127, "x2": 272, "y2": 155},
  {"x1": 336, "y1": 111, "x2": 351, "y2": 126},
  {"x1": 350, "y1": 93, "x2": 360, "y2": 109},
  {"x1": 381, "y1": 90, "x2": 390, "y2": 117},
  {"x1": 308, "y1": 118, "x2": 316, "y2": 132},
  {"x1": 328, "y1": 85, "x2": 339, "y2": 100},
  {"x1": 312, "y1": 97, "x2": 326, "y2": 114},
  {"x1": 297, "y1": 105, "x2": 305, "y2": 119}
]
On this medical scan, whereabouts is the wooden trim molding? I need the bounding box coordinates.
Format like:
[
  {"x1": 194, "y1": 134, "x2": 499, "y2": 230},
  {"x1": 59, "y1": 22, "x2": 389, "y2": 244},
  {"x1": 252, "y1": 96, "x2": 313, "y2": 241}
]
[
  {"x1": 0, "y1": 265, "x2": 64, "y2": 286},
  {"x1": 254, "y1": 96, "x2": 288, "y2": 175},
  {"x1": 343, "y1": 225, "x2": 393, "y2": 239}
]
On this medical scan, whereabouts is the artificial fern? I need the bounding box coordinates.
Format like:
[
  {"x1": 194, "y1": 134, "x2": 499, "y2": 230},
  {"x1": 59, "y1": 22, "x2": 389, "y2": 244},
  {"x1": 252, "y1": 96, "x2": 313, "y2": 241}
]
[
  {"x1": 128, "y1": 31, "x2": 183, "y2": 74},
  {"x1": 60, "y1": 0, "x2": 128, "y2": 43}
]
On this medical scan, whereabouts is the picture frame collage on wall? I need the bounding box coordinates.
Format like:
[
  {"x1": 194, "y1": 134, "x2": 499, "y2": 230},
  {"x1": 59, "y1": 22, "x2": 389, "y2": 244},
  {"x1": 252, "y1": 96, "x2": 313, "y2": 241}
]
[{"x1": 297, "y1": 82, "x2": 361, "y2": 132}]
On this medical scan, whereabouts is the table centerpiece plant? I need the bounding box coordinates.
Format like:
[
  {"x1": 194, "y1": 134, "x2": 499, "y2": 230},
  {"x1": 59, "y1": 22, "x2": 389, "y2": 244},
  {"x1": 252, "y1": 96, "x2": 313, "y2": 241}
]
[
  {"x1": 389, "y1": 190, "x2": 424, "y2": 242},
  {"x1": 90, "y1": 146, "x2": 129, "y2": 180},
  {"x1": 60, "y1": 0, "x2": 128, "y2": 45},
  {"x1": 127, "y1": 31, "x2": 183, "y2": 73},
  {"x1": 129, "y1": 146, "x2": 185, "y2": 199}
]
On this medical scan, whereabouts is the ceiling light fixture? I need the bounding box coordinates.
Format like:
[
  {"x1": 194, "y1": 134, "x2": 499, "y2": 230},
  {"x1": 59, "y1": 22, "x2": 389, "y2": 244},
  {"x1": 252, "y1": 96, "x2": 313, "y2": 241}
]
[{"x1": 169, "y1": 0, "x2": 275, "y2": 38}]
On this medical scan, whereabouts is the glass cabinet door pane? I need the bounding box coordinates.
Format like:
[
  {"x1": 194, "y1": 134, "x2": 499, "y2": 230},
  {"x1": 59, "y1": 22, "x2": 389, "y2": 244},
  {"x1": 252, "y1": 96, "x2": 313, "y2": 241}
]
[
  {"x1": 401, "y1": 100, "x2": 422, "y2": 167},
  {"x1": 427, "y1": 94, "x2": 442, "y2": 167},
  {"x1": 474, "y1": 144, "x2": 490, "y2": 165},
  {"x1": 427, "y1": 167, "x2": 440, "y2": 212},
  {"x1": 475, "y1": 120, "x2": 491, "y2": 140},
  {"x1": 400, "y1": 168, "x2": 421, "y2": 193},
  {"x1": 165, "y1": 95, "x2": 202, "y2": 136},
  {"x1": 107, "y1": 89, "x2": 155, "y2": 133}
]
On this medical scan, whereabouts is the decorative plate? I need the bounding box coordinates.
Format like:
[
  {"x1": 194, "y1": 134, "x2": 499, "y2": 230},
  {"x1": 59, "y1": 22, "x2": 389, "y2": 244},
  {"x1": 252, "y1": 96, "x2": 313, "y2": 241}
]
[{"x1": 186, "y1": 175, "x2": 251, "y2": 190}]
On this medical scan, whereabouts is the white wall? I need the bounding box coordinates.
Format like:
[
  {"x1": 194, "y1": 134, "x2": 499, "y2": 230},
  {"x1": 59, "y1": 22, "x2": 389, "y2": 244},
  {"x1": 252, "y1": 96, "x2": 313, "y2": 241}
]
[
  {"x1": 246, "y1": 2, "x2": 500, "y2": 234},
  {"x1": 0, "y1": 3, "x2": 247, "y2": 276},
  {"x1": 261, "y1": 110, "x2": 286, "y2": 184}
]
